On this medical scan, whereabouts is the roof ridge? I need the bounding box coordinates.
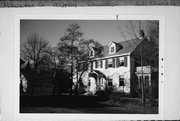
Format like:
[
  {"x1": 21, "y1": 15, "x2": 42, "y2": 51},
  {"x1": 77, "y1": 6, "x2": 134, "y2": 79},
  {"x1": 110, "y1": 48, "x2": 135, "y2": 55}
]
[{"x1": 102, "y1": 38, "x2": 141, "y2": 48}]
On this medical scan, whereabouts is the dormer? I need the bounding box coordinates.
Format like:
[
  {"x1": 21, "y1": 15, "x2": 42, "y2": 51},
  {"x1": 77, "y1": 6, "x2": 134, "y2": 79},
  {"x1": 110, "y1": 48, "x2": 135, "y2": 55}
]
[
  {"x1": 89, "y1": 47, "x2": 94, "y2": 58},
  {"x1": 108, "y1": 41, "x2": 123, "y2": 54},
  {"x1": 89, "y1": 47, "x2": 101, "y2": 58}
]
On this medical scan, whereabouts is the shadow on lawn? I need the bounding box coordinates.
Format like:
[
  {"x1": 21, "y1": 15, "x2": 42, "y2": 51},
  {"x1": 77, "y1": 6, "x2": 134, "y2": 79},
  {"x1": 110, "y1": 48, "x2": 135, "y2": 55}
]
[
  {"x1": 20, "y1": 94, "x2": 158, "y2": 114},
  {"x1": 20, "y1": 94, "x2": 110, "y2": 108}
]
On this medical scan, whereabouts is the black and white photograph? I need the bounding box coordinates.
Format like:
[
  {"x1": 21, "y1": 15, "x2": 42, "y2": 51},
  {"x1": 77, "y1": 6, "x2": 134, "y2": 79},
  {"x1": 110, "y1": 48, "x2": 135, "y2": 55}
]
[{"x1": 20, "y1": 20, "x2": 159, "y2": 114}]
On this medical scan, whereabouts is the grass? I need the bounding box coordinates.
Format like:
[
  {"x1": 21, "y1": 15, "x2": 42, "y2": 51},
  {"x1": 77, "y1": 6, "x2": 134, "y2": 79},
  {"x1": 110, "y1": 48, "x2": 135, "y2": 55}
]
[{"x1": 20, "y1": 94, "x2": 158, "y2": 114}]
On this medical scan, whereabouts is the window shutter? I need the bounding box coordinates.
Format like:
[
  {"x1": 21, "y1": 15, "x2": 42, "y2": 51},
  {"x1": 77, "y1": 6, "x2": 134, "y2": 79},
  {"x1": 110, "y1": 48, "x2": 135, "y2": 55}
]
[
  {"x1": 116, "y1": 57, "x2": 119, "y2": 68},
  {"x1": 100, "y1": 60, "x2": 103, "y2": 68},
  {"x1": 124, "y1": 56, "x2": 127, "y2": 67},
  {"x1": 105, "y1": 59, "x2": 108, "y2": 69},
  {"x1": 91, "y1": 62, "x2": 93, "y2": 71},
  {"x1": 112, "y1": 58, "x2": 115, "y2": 68}
]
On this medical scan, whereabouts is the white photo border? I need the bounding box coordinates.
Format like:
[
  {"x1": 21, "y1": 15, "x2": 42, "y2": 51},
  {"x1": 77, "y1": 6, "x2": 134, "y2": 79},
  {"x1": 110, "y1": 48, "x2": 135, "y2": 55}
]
[{"x1": 15, "y1": 14, "x2": 165, "y2": 120}]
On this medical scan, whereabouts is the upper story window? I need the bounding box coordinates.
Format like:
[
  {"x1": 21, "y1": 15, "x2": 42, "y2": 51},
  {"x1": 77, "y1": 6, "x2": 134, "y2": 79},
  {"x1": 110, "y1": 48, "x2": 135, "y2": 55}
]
[
  {"x1": 88, "y1": 62, "x2": 93, "y2": 71},
  {"x1": 95, "y1": 60, "x2": 102, "y2": 68},
  {"x1": 108, "y1": 58, "x2": 113, "y2": 68},
  {"x1": 119, "y1": 57, "x2": 124, "y2": 66},
  {"x1": 105, "y1": 58, "x2": 115, "y2": 69},
  {"x1": 97, "y1": 60, "x2": 101, "y2": 68},
  {"x1": 116, "y1": 56, "x2": 127, "y2": 67}
]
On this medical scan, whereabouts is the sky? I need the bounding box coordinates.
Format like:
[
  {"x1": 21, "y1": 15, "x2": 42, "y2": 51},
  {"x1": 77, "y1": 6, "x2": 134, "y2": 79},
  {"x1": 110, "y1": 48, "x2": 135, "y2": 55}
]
[{"x1": 20, "y1": 20, "x2": 147, "y2": 47}]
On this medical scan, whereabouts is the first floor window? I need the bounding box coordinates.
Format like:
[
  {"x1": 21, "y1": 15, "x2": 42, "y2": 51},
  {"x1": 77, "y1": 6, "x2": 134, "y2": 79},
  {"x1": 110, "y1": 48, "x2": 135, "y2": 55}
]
[
  {"x1": 119, "y1": 75, "x2": 124, "y2": 86},
  {"x1": 108, "y1": 79, "x2": 113, "y2": 86},
  {"x1": 144, "y1": 75, "x2": 150, "y2": 87},
  {"x1": 145, "y1": 75, "x2": 149, "y2": 81},
  {"x1": 88, "y1": 80, "x2": 91, "y2": 86},
  {"x1": 100, "y1": 78, "x2": 103, "y2": 85}
]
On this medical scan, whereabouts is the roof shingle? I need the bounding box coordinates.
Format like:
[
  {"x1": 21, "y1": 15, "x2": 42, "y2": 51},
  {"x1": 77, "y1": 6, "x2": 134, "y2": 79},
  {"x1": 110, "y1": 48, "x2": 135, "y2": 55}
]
[{"x1": 92, "y1": 39, "x2": 142, "y2": 59}]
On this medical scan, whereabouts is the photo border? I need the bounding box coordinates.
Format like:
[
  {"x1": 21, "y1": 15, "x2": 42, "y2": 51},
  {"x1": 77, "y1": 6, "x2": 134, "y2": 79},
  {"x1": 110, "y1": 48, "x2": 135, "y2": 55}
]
[{"x1": 15, "y1": 14, "x2": 165, "y2": 120}]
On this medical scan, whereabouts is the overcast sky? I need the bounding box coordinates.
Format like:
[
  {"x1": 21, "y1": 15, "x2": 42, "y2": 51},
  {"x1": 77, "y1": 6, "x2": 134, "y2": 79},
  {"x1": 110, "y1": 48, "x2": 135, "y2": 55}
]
[{"x1": 20, "y1": 20, "x2": 147, "y2": 47}]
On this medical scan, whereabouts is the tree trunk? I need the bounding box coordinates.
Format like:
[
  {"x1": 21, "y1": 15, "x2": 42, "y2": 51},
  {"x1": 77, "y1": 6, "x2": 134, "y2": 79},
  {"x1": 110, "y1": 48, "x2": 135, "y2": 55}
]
[
  {"x1": 75, "y1": 70, "x2": 79, "y2": 95},
  {"x1": 52, "y1": 71, "x2": 56, "y2": 95}
]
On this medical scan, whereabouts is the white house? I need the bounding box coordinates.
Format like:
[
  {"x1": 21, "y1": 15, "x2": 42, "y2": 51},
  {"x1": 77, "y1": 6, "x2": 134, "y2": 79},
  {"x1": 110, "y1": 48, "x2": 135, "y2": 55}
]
[{"x1": 77, "y1": 32, "x2": 157, "y2": 95}]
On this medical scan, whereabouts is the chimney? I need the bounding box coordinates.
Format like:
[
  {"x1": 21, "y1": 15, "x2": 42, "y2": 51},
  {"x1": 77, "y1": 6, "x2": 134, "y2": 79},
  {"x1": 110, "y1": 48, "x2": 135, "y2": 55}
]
[{"x1": 139, "y1": 30, "x2": 145, "y2": 39}]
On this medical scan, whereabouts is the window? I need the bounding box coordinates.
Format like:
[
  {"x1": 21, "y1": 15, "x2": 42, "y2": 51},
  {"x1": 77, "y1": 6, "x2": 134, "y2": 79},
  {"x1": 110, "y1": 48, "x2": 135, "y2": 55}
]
[
  {"x1": 100, "y1": 78, "x2": 103, "y2": 85},
  {"x1": 116, "y1": 56, "x2": 127, "y2": 67},
  {"x1": 88, "y1": 80, "x2": 91, "y2": 86},
  {"x1": 96, "y1": 60, "x2": 101, "y2": 68},
  {"x1": 108, "y1": 79, "x2": 113, "y2": 86},
  {"x1": 119, "y1": 57, "x2": 124, "y2": 66},
  {"x1": 110, "y1": 46, "x2": 115, "y2": 53},
  {"x1": 90, "y1": 50, "x2": 93, "y2": 56},
  {"x1": 145, "y1": 76, "x2": 149, "y2": 81},
  {"x1": 119, "y1": 75, "x2": 124, "y2": 86},
  {"x1": 108, "y1": 58, "x2": 113, "y2": 68}
]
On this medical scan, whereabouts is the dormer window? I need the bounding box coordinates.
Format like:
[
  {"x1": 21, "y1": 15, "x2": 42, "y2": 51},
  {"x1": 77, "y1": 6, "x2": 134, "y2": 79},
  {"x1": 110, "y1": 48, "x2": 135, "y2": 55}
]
[
  {"x1": 89, "y1": 49, "x2": 94, "y2": 58},
  {"x1": 90, "y1": 50, "x2": 93, "y2": 56},
  {"x1": 108, "y1": 41, "x2": 123, "y2": 55},
  {"x1": 89, "y1": 47, "x2": 101, "y2": 58},
  {"x1": 110, "y1": 47, "x2": 115, "y2": 53},
  {"x1": 109, "y1": 42, "x2": 116, "y2": 54}
]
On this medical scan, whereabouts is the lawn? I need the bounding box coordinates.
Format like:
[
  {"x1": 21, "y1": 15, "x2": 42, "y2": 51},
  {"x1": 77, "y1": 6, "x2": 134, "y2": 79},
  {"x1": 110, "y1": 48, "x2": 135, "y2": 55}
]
[{"x1": 20, "y1": 95, "x2": 158, "y2": 114}]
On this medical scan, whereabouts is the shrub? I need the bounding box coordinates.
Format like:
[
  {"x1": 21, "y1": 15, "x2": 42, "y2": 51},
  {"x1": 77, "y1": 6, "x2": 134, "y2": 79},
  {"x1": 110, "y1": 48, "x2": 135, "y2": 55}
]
[
  {"x1": 110, "y1": 92, "x2": 122, "y2": 103},
  {"x1": 96, "y1": 86, "x2": 120, "y2": 101}
]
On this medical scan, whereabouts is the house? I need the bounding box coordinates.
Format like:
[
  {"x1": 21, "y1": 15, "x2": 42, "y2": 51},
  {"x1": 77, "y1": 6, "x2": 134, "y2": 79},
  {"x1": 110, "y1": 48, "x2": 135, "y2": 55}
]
[
  {"x1": 20, "y1": 58, "x2": 29, "y2": 93},
  {"x1": 78, "y1": 31, "x2": 158, "y2": 95}
]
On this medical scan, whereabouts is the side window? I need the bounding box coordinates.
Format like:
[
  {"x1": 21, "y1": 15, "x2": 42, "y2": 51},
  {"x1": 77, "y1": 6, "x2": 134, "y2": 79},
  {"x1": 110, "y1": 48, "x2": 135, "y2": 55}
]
[{"x1": 145, "y1": 76, "x2": 149, "y2": 81}]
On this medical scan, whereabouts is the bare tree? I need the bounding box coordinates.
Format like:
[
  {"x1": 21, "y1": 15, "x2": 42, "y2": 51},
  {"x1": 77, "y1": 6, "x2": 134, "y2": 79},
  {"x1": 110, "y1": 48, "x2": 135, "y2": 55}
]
[
  {"x1": 21, "y1": 32, "x2": 51, "y2": 93},
  {"x1": 118, "y1": 21, "x2": 159, "y2": 105}
]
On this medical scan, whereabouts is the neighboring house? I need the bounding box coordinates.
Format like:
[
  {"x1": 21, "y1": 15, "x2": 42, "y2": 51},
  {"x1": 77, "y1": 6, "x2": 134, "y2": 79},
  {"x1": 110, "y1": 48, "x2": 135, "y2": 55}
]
[
  {"x1": 78, "y1": 32, "x2": 157, "y2": 95},
  {"x1": 20, "y1": 59, "x2": 29, "y2": 93}
]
